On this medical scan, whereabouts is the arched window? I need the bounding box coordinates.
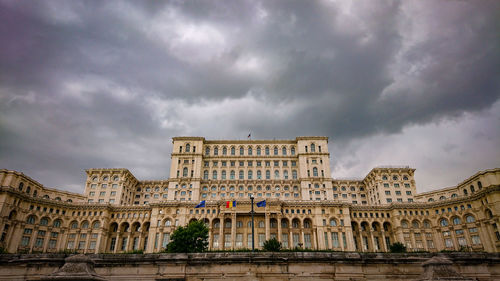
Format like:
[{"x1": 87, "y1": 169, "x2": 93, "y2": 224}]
[
  {"x1": 451, "y1": 193, "x2": 458, "y2": 198},
  {"x1": 212, "y1": 171, "x2": 217, "y2": 180},
  {"x1": 70, "y1": 221, "x2": 78, "y2": 229},
  {"x1": 92, "y1": 221, "x2": 100, "y2": 229},
  {"x1": 265, "y1": 146, "x2": 270, "y2": 155},
  {"x1": 165, "y1": 219, "x2": 171, "y2": 226},
  {"x1": 292, "y1": 170, "x2": 297, "y2": 179},
  {"x1": 81, "y1": 221, "x2": 89, "y2": 229},
  {"x1": 248, "y1": 170, "x2": 253, "y2": 179},
  {"x1": 273, "y1": 146, "x2": 278, "y2": 155},
  {"x1": 283, "y1": 170, "x2": 288, "y2": 179},
  {"x1": 439, "y1": 195, "x2": 446, "y2": 200},
  {"x1": 185, "y1": 143, "x2": 190, "y2": 152},
  {"x1": 274, "y1": 170, "x2": 279, "y2": 179},
  {"x1": 18, "y1": 182, "x2": 24, "y2": 191},
  {"x1": 231, "y1": 146, "x2": 235, "y2": 155},
  {"x1": 310, "y1": 143, "x2": 315, "y2": 153},
  {"x1": 248, "y1": 147, "x2": 253, "y2": 155},
  {"x1": 401, "y1": 220, "x2": 409, "y2": 228},
  {"x1": 470, "y1": 185, "x2": 475, "y2": 193},
  {"x1": 463, "y1": 189, "x2": 468, "y2": 195},
  {"x1": 256, "y1": 146, "x2": 261, "y2": 155},
  {"x1": 205, "y1": 147, "x2": 210, "y2": 156},
  {"x1": 329, "y1": 219, "x2": 337, "y2": 226},
  {"x1": 55, "y1": 197, "x2": 61, "y2": 201},
  {"x1": 221, "y1": 170, "x2": 226, "y2": 180},
  {"x1": 53, "y1": 220, "x2": 62, "y2": 228},
  {"x1": 40, "y1": 217, "x2": 49, "y2": 226},
  {"x1": 43, "y1": 195, "x2": 49, "y2": 199},
  {"x1": 292, "y1": 219, "x2": 299, "y2": 228},
  {"x1": 257, "y1": 170, "x2": 262, "y2": 179},
  {"x1": 240, "y1": 147, "x2": 244, "y2": 155},
  {"x1": 266, "y1": 170, "x2": 270, "y2": 180},
  {"x1": 33, "y1": 190, "x2": 37, "y2": 197},
  {"x1": 382, "y1": 175, "x2": 388, "y2": 180},
  {"x1": 258, "y1": 221, "x2": 265, "y2": 228},
  {"x1": 222, "y1": 146, "x2": 227, "y2": 155},
  {"x1": 203, "y1": 170, "x2": 208, "y2": 180},
  {"x1": 282, "y1": 147, "x2": 287, "y2": 155},
  {"x1": 291, "y1": 147, "x2": 295, "y2": 155},
  {"x1": 230, "y1": 170, "x2": 235, "y2": 180},
  {"x1": 214, "y1": 147, "x2": 218, "y2": 155},
  {"x1": 304, "y1": 220, "x2": 311, "y2": 228},
  {"x1": 440, "y1": 218, "x2": 449, "y2": 227},
  {"x1": 26, "y1": 186, "x2": 31, "y2": 194},
  {"x1": 239, "y1": 170, "x2": 244, "y2": 180},
  {"x1": 412, "y1": 220, "x2": 420, "y2": 228},
  {"x1": 478, "y1": 181, "x2": 482, "y2": 189},
  {"x1": 225, "y1": 219, "x2": 232, "y2": 228},
  {"x1": 27, "y1": 215, "x2": 36, "y2": 224},
  {"x1": 452, "y1": 217, "x2": 461, "y2": 225},
  {"x1": 313, "y1": 167, "x2": 318, "y2": 177},
  {"x1": 423, "y1": 220, "x2": 431, "y2": 228},
  {"x1": 428, "y1": 198, "x2": 434, "y2": 202},
  {"x1": 465, "y1": 215, "x2": 475, "y2": 223},
  {"x1": 183, "y1": 167, "x2": 188, "y2": 177}
]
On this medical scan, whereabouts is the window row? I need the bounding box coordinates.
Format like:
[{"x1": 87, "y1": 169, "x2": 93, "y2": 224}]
[
  {"x1": 204, "y1": 145, "x2": 297, "y2": 156},
  {"x1": 202, "y1": 170, "x2": 299, "y2": 180}
]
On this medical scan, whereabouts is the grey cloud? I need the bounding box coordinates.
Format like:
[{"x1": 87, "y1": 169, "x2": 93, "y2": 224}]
[{"x1": 0, "y1": 0, "x2": 499, "y2": 191}]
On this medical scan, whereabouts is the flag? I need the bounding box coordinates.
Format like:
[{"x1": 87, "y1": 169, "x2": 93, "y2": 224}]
[
  {"x1": 256, "y1": 200, "x2": 266, "y2": 207},
  {"x1": 226, "y1": 200, "x2": 236, "y2": 208},
  {"x1": 248, "y1": 133, "x2": 251, "y2": 139},
  {"x1": 195, "y1": 200, "x2": 205, "y2": 208}
]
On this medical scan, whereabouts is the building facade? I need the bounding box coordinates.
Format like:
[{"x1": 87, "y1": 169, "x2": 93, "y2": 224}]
[{"x1": 0, "y1": 136, "x2": 499, "y2": 254}]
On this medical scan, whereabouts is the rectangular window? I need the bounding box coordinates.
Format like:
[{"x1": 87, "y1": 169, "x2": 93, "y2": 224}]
[
  {"x1": 331, "y1": 232, "x2": 339, "y2": 248},
  {"x1": 162, "y1": 233, "x2": 170, "y2": 249},
  {"x1": 48, "y1": 239, "x2": 57, "y2": 249},
  {"x1": 445, "y1": 238, "x2": 453, "y2": 248},
  {"x1": 293, "y1": 233, "x2": 300, "y2": 247},
  {"x1": 78, "y1": 241, "x2": 85, "y2": 249},
  {"x1": 247, "y1": 234, "x2": 253, "y2": 248},
  {"x1": 236, "y1": 234, "x2": 243, "y2": 247},
  {"x1": 110, "y1": 238, "x2": 116, "y2": 251},
  {"x1": 121, "y1": 237, "x2": 128, "y2": 251},
  {"x1": 471, "y1": 235, "x2": 481, "y2": 245},
  {"x1": 324, "y1": 232, "x2": 329, "y2": 248},
  {"x1": 67, "y1": 241, "x2": 74, "y2": 249},
  {"x1": 342, "y1": 233, "x2": 347, "y2": 249},
  {"x1": 213, "y1": 234, "x2": 219, "y2": 248},
  {"x1": 281, "y1": 234, "x2": 288, "y2": 248},
  {"x1": 89, "y1": 241, "x2": 96, "y2": 250},
  {"x1": 21, "y1": 236, "x2": 30, "y2": 246},
  {"x1": 259, "y1": 234, "x2": 266, "y2": 247},
  {"x1": 224, "y1": 234, "x2": 231, "y2": 248}
]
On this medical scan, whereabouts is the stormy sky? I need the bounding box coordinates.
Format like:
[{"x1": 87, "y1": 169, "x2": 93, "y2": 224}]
[{"x1": 1, "y1": 0, "x2": 499, "y2": 194}]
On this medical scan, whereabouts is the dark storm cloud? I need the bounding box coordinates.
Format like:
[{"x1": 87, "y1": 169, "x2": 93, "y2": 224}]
[{"x1": 0, "y1": 0, "x2": 499, "y2": 192}]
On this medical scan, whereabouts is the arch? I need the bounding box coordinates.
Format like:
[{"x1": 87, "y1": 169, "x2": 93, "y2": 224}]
[
  {"x1": 66, "y1": 199, "x2": 73, "y2": 203},
  {"x1": 465, "y1": 214, "x2": 476, "y2": 223},
  {"x1": 452, "y1": 216, "x2": 461, "y2": 225},
  {"x1": 53, "y1": 219, "x2": 62, "y2": 228},
  {"x1": 110, "y1": 222, "x2": 118, "y2": 232},
  {"x1": 281, "y1": 218, "x2": 289, "y2": 228},
  {"x1": 439, "y1": 218, "x2": 449, "y2": 227},
  {"x1": 239, "y1": 146, "x2": 244, "y2": 156},
  {"x1": 270, "y1": 218, "x2": 278, "y2": 228},
  {"x1": 423, "y1": 220, "x2": 431, "y2": 229},
  {"x1": 265, "y1": 146, "x2": 270, "y2": 155},
  {"x1": 372, "y1": 221, "x2": 381, "y2": 231},
  {"x1": 478, "y1": 181, "x2": 482, "y2": 189},
  {"x1": 360, "y1": 221, "x2": 369, "y2": 231},
  {"x1": 205, "y1": 146, "x2": 210, "y2": 156},
  {"x1": 164, "y1": 218, "x2": 172, "y2": 226},
  {"x1": 256, "y1": 146, "x2": 262, "y2": 155},
  {"x1": 463, "y1": 189, "x2": 468, "y2": 195},
  {"x1": 291, "y1": 146, "x2": 296, "y2": 155},
  {"x1": 428, "y1": 198, "x2": 434, "y2": 202},
  {"x1": 120, "y1": 222, "x2": 130, "y2": 232},
  {"x1": 451, "y1": 193, "x2": 458, "y2": 198},
  {"x1": 40, "y1": 217, "x2": 50, "y2": 226},
  {"x1": 282, "y1": 146, "x2": 287, "y2": 156},
  {"x1": 400, "y1": 219, "x2": 409, "y2": 229},
  {"x1": 142, "y1": 222, "x2": 150, "y2": 232},
  {"x1": 292, "y1": 218, "x2": 300, "y2": 228},
  {"x1": 81, "y1": 220, "x2": 89, "y2": 229},
  {"x1": 470, "y1": 185, "x2": 475, "y2": 193},
  {"x1": 351, "y1": 221, "x2": 359, "y2": 232},
  {"x1": 230, "y1": 146, "x2": 235, "y2": 155},
  {"x1": 185, "y1": 143, "x2": 190, "y2": 152},
  {"x1": 313, "y1": 167, "x2": 318, "y2": 177},
  {"x1": 224, "y1": 218, "x2": 232, "y2": 228},
  {"x1": 214, "y1": 146, "x2": 219, "y2": 155},
  {"x1": 189, "y1": 218, "x2": 197, "y2": 224},
  {"x1": 202, "y1": 218, "x2": 210, "y2": 226},
  {"x1": 383, "y1": 222, "x2": 392, "y2": 232},
  {"x1": 26, "y1": 186, "x2": 31, "y2": 194},
  {"x1": 26, "y1": 215, "x2": 37, "y2": 224},
  {"x1": 273, "y1": 146, "x2": 278, "y2": 155},
  {"x1": 213, "y1": 218, "x2": 220, "y2": 229},
  {"x1": 18, "y1": 182, "x2": 24, "y2": 191},
  {"x1": 329, "y1": 218, "x2": 337, "y2": 226},
  {"x1": 303, "y1": 218, "x2": 312, "y2": 228},
  {"x1": 411, "y1": 220, "x2": 420, "y2": 229},
  {"x1": 55, "y1": 197, "x2": 61, "y2": 201},
  {"x1": 131, "y1": 222, "x2": 141, "y2": 232},
  {"x1": 248, "y1": 146, "x2": 253, "y2": 155},
  {"x1": 92, "y1": 220, "x2": 101, "y2": 229},
  {"x1": 70, "y1": 220, "x2": 78, "y2": 229},
  {"x1": 222, "y1": 146, "x2": 227, "y2": 155},
  {"x1": 33, "y1": 190, "x2": 38, "y2": 197},
  {"x1": 43, "y1": 194, "x2": 50, "y2": 199},
  {"x1": 439, "y1": 195, "x2": 446, "y2": 200},
  {"x1": 310, "y1": 143, "x2": 315, "y2": 152}
]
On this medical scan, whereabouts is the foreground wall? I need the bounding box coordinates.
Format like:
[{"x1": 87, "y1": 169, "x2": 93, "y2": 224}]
[{"x1": 1, "y1": 252, "x2": 499, "y2": 281}]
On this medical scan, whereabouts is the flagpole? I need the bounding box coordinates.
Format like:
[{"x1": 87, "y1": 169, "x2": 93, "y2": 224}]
[{"x1": 250, "y1": 195, "x2": 255, "y2": 252}]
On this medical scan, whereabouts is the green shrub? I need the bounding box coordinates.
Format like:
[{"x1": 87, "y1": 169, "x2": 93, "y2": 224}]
[
  {"x1": 263, "y1": 238, "x2": 281, "y2": 252},
  {"x1": 389, "y1": 242, "x2": 407, "y2": 253}
]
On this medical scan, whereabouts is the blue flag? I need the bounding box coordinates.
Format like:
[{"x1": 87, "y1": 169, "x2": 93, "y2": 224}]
[
  {"x1": 195, "y1": 200, "x2": 205, "y2": 208},
  {"x1": 256, "y1": 200, "x2": 266, "y2": 207}
]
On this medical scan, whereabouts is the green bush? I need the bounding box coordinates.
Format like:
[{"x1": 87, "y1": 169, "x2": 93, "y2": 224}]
[
  {"x1": 166, "y1": 220, "x2": 209, "y2": 253},
  {"x1": 263, "y1": 238, "x2": 281, "y2": 252},
  {"x1": 389, "y1": 242, "x2": 407, "y2": 253}
]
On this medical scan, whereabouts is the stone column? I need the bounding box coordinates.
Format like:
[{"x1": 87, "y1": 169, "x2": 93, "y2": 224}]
[
  {"x1": 84, "y1": 230, "x2": 91, "y2": 253},
  {"x1": 370, "y1": 231, "x2": 376, "y2": 252},
  {"x1": 114, "y1": 232, "x2": 120, "y2": 253},
  {"x1": 219, "y1": 216, "x2": 224, "y2": 249},
  {"x1": 265, "y1": 213, "x2": 270, "y2": 240},
  {"x1": 381, "y1": 231, "x2": 387, "y2": 252},
  {"x1": 345, "y1": 226, "x2": 355, "y2": 251},
  {"x1": 231, "y1": 213, "x2": 236, "y2": 250},
  {"x1": 29, "y1": 226, "x2": 38, "y2": 253},
  {"x1": 95, "y1": 232, "x2": 103, "y2": 254},
  {"x1": 6, "y1": 222, "x2": 23, "y2": 253},
  {"x1": 277, "y1": 216, "x2": 282, "y2": 243}
]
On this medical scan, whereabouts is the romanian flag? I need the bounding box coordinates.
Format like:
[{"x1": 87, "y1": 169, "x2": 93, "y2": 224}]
[{"x1": 226, "y1": 200, "x2": 236, "y2": 208}]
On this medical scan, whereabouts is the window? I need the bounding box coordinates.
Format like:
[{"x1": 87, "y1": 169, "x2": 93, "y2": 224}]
[
  {"x1": 266, "y1": 170, "x2": 270, "y2": 180},
  {"x1": 310, "y1": 143, "x2": 315, "y2": 152},
  {"x1": 274, "y1": 170, "x2": 279, "y2": 179},
  {"x1": 221, "y1": 170, "x2": 226, "y2": 180},
  {"x1": 313, "y1": 167, "x2": 318, "y2": 177},
  {"x1": 230, "y1": 170, "x2": 235, "y2": 180},
  {"x1": 257, "y1": 147, "x2": 261, "y2": 155},
  {"x1": 203, "y1": 170, "x2": 208, "y2": 180},
  {"x1": 248, "y1": 147, "x2": 252, "y2": 155},
  {"x1": 265, "y1": 146, "x2": 270, "y2": 155},
  {"x1": 239, "y1": 170, "x2": 244, "y2": 180},
  {"x1": 291, "y1": 147, "x2": 295, "y2": 155},
  {"x1": 222, "y1": 147, "x2": 227, "y2": 155},
  {"x1": 240, "y1": 147, "x2": 244, "y2": 155},
  {"x1": 231, "y1": 147, "x2": 235, "y2": 155},
  {"x1": 214, "y1": 147, "x2": 218, "y2": 155},
  {"x1": 440, "y1": 218, "x2": 449, "y2": 227},
  {"x1": 465, "y1": 215, "x2": 475, "y2": 223},
  {"x1": 205, "y1": 147, "x2": 210, "y2": 156},
  {"x1": 183, "y1": 167, "x2": 188, "y2": 177},
  {"x1": 212, "y1": 171, "x2": 217, "y2": 180},
  {"x1": 274, "y1": 146, "x2": 278, "y2": 155},
  {"x1": 453, "y1": 217, "x2": 461, "y2": 225}
]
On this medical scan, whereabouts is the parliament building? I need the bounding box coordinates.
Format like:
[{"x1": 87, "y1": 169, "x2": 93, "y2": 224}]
[{"x1": 1, "y1": 136, "x2": 499, "y2": 254}]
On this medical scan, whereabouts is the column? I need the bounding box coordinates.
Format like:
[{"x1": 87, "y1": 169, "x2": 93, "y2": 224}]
[
  {"x1": 381, "y1": 231, "x2": 387, "y2": 252},
  {"x1": 231, "y1": 213, "x2": 236, "y2": 250},
  {"x1": 29, "y1": 226, "x2": 38, "y2": 253},
  {"x1": 345, "y1": 226, "x2": 355, "y2": 251},
  {"x1": 6, "y1": 222, "x2": 23, "y2": 253},
  {"x1": 42, "y1": 229, "x2": 51, "y2": 252},
  {"x1": 114, "y1": 232, "x2": 121, "y2": 253},
  {"x1": 312, "y1": 229, "x2": 318, "y2": 249},
  {"x1": 95, "y1": 232, "x2": 103, "y2": 254},
  {"x1": 219, "y1": 216, "x2": 224, "y2": 249},
  {"x1": 289, "y1": 230, "x2": 293, "y2": 248},
  {"x1": 370, "y1": 231, "x2": 376, "y2": 252},
  {"x1": 84, "y1": 230, "x2": 91, "y2": 253},
  {"x1": 265, "y1": 213, "x2": 270, "y2": 240},
  {"x1": 277, "y1": 216, "x2": 282, "y2": 243}
]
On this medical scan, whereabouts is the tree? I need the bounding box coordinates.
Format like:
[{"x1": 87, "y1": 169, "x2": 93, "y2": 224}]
[
  {"x1": 263, "y1": 237, "x2": 281, "y2": 252},
  {"x1": 389, "y1": 242, "x2": 407, "y2": 253},
  {"x1": 166, "y1": 220, "x2": 209, "y2": 253}
]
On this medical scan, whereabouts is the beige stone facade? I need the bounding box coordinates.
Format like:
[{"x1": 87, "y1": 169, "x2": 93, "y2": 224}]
[{"x1": 0, "y1": 136, "x2": 499, "y2": 254}]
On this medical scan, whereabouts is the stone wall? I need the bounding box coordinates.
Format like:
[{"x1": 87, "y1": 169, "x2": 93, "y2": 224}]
[{"x1": 0, "y1": 252, "x2": 499, "y2": 281}]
